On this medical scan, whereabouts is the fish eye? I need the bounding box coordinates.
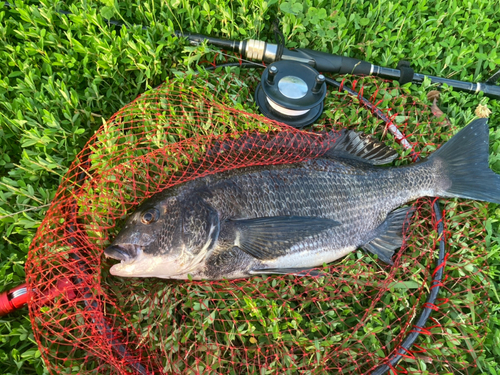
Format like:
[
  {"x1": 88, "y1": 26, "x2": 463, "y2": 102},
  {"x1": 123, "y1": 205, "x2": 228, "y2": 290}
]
[{"x1": 141, "y1": 208, "x2": 160, "y2": 224}]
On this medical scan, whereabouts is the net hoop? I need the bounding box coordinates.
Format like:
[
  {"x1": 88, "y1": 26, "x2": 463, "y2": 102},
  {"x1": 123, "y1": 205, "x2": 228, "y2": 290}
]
[{"x1": 25, "y1": 72, "x2": 489, "y2": 374}]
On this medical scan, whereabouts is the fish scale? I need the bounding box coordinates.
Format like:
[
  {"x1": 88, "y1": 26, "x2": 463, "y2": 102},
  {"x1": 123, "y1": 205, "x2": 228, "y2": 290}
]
[
  {"x1": 104, "y1": 120, "x2": 500, "y2": 280},
  {"x1": 194, "y1": 159, "x2": 424, "y2": 278}
]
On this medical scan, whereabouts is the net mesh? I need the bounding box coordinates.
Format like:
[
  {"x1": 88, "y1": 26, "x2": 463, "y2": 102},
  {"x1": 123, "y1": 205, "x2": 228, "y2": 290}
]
[{"x1": 25, "y1": 73, "x2": 490, "y2": 374}]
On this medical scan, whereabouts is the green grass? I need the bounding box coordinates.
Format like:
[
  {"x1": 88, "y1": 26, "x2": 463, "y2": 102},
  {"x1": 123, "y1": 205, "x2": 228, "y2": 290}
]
[{"x1": 1, "y1": 0, "x2": 499, "y2": 374}]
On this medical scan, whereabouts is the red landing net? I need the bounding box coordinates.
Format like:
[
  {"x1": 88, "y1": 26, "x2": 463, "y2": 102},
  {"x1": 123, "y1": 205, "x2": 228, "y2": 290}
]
[{"x1": 25, "y1": 74, "x2": 490, "y2": 374}]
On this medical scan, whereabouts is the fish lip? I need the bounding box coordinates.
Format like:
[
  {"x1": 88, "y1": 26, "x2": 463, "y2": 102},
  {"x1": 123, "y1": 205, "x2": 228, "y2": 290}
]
[{"x1": 104, "y1": 244, "x2": 137, "y2": 261}]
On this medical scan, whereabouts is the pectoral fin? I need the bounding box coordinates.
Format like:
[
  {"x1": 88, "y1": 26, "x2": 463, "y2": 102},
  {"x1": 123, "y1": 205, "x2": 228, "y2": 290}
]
[
  {"x1": 228, "y1": 216, "x2": 340, "y2": 260},
  {"x1": 362, "y1": 206, "x2": 415, "y2": 264}
]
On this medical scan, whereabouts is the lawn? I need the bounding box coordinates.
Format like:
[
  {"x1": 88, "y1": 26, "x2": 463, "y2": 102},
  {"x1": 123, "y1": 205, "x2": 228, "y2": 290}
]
[{"x1": 0, "y1": 0, "x2": 499, "y2": 374}]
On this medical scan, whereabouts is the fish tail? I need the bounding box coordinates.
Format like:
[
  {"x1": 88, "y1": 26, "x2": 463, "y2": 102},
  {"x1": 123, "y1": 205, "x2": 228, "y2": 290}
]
[{"x1": 429, "y1": 118, "x2": 500, "y2": 203}]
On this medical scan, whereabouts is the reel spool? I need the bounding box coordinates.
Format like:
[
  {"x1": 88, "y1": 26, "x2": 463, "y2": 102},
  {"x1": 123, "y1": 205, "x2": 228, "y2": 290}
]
[{"x1": 255, "y1": 60, "x2": 327, "y2": 128}]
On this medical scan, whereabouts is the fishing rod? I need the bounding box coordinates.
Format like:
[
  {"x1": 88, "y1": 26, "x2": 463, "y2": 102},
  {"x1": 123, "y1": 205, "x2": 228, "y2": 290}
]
[
  {"x1": 4, "y1": 1, "x2": 498, "y2": 125},
  {"x1": 178, "y1": 31, "x2": 500, "y2": 100},
  {"x1": 174, "y1": 27, "x2": 498, "y2": 128}
]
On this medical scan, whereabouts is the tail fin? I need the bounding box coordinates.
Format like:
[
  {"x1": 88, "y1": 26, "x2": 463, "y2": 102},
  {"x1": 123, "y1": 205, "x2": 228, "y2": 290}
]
[{"x1": 428, "y1": 118, "x2": 500, "y2": 203}]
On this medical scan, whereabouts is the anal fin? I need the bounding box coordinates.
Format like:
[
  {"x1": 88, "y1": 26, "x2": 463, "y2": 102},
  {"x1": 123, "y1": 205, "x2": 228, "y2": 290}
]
[{"x1": 362, "y1": 206, "x2": 415, "y2": 265}]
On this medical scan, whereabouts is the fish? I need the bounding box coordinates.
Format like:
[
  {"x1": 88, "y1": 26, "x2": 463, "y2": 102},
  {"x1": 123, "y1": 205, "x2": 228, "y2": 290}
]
[{"x1": 104, "y1": 119, "x2": 500, "y2": 280}]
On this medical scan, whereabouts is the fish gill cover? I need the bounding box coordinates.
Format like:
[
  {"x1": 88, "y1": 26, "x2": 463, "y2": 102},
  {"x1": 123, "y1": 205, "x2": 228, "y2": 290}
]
[{"x1": 25, "y1": 73, "x2": 490, "y2": 374}]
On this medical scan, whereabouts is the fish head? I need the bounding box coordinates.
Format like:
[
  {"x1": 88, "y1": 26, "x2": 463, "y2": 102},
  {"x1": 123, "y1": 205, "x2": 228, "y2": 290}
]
[{"x1": 104, "y1": 193, "x2": 220, "y2": 279}]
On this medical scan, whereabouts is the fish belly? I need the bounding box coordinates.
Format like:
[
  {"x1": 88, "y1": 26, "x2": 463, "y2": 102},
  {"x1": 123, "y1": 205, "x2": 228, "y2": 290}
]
[{"x1": 262, "y1": 245, "x2": 357, "y2": 269}]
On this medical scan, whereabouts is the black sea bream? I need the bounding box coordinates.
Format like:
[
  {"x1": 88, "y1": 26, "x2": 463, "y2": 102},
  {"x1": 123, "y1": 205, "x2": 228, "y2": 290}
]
[{"x1": 105, "y1": 119, "x2": 500, "y2": 279}]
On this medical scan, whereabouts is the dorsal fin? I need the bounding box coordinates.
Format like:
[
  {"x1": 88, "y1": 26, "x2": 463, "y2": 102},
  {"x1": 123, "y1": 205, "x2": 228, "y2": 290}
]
[{"x1": 325, "y1": 129, "x2": 399, "y2": 165}]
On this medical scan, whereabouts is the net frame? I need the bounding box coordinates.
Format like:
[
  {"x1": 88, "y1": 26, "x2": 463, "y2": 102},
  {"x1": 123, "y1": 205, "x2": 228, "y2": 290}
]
[{"x1": 24, "y1": 70, "x2": 490, "y2": 374}]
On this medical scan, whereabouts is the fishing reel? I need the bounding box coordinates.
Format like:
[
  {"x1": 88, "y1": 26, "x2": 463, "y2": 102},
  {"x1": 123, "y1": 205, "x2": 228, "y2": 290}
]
[{"x1": 255, "y1": 60, "x2": 327, "y2": 128}]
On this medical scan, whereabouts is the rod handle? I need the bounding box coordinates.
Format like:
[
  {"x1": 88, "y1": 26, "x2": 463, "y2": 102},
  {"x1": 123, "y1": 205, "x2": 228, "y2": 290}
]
[{"x1": 282, "y1": 48, "x2": 373, "y2": 75}]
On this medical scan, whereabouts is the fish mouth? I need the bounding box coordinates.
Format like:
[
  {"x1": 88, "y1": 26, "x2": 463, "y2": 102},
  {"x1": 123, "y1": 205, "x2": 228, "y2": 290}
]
[
  {"x1": 108, "y1": 250, "x2": 187, "y2": 279},
  {"x1": 104, "y1": 244, "x2": 138, "y2": 261}
]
